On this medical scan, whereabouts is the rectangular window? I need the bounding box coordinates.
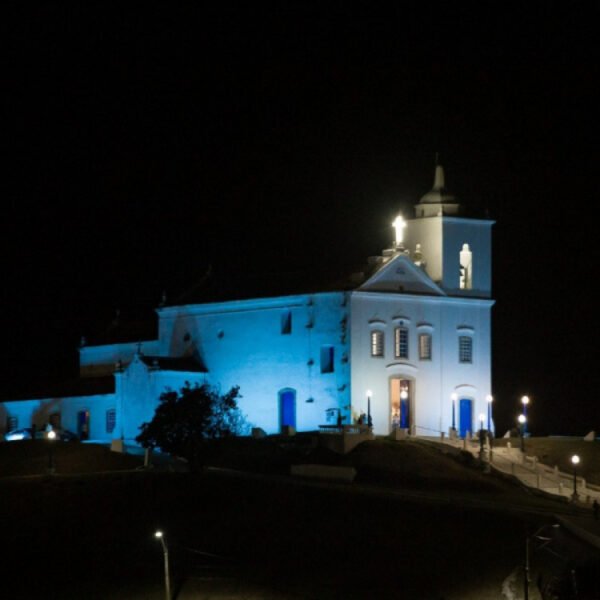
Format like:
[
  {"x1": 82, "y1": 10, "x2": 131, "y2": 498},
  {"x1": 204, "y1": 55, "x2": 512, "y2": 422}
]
[
  {"x1": 320, "y1": 345, "x2": 334, "y2": 373},
  {"x1": 394, "y1": 327, "x2": 409, "y2": 359},
  {"x1": 281, "y1": 311, "x2": 292, "y2": 335},
  {"x1": 6, "y1": 416, "x2": 18, "y2": 431},
  {"x1": 106, "y1": 409, "x2": 116, "y2": 434},
  {"x1": 459, "y1": 336, "x2": 473, "y2": 363},
  {"x1": 419, "y1": 333, "x2": 432, "y2": 360},
  {"x1": 371, "y1": 331, "x2": 384, "y2": 357}
]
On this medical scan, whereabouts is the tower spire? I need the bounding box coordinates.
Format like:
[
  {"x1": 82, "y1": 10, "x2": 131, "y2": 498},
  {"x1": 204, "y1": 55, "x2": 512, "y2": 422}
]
[{"x1": 415, "y1": 160, "x2": 460, "y2": 218}]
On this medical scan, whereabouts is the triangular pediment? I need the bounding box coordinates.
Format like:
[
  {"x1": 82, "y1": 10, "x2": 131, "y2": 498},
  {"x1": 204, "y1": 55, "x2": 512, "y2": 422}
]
[{"x1": 358, "y1": 253, "x2": 446, "y2": 296}]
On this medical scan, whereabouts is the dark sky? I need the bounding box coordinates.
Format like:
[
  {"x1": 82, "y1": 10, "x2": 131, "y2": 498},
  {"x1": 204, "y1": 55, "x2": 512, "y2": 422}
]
[{"x1": 3, "y1": 3, "x2": 598, "y2": 436}]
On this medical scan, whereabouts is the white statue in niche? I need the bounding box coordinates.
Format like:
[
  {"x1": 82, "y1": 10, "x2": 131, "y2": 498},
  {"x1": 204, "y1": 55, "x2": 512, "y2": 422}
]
[{"x1": 459, "y1": 243, "x2": 472, "y2": 289}]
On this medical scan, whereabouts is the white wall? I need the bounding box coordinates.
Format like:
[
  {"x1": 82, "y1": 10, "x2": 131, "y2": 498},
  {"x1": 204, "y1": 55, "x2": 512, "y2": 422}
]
[
  {"x1": 350, "y1": 291, "x2": 493, "y2": 436},
  {"x1": 157, "y1": 292, "x2": 351, "y2": 434}
]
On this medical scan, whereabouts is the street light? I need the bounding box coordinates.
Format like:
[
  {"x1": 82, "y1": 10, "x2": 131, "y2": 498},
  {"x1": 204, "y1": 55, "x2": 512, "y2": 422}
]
[
  {"x1": 521, "y1": 396, "x2": 530, "y2": 435},
  {"x1": 154, "y1": 530, "x2": 171, "y2": 600},
  {"x1": 517, "y1": 414, "x2": 527, "y2": 453},
  {"x1": 524, "y1": 523, "x2": 561, "y2": 600},
  {"x1": 451, "y1": 393, "x2": 457, "y2": 434},
  {"x1": 486, "y1": 395, "x2": 493, "y2": 431},
  {"x1": 571, "y1": 455, "x2": 580, "y2": 501},
  {"x1": 366, "y1": 390, "x2": 373, "y2": 428},
  {"x1": 47, "y1": 429, "x2": 56, "y2": 474},
  {"x1": 478, "y1": 413, "x2": 486, "y2": 457}
]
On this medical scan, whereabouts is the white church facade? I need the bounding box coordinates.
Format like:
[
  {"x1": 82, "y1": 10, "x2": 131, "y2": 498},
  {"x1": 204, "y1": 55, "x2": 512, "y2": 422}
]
[{"x1": 1, "y1": 165, "x2": 495, "y2": 445}]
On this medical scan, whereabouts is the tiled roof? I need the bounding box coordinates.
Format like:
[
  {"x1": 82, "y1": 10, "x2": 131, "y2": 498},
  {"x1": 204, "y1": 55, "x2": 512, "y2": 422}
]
[
  {"x1": 166, "y1": 263, "x2": 375, "y2": 307},
  {"x1": 139, "y1": 355, "x2": 207, "y2": 373},
  {"x1": 2, "y1": 376, "x2": 115, "y2": 402}
]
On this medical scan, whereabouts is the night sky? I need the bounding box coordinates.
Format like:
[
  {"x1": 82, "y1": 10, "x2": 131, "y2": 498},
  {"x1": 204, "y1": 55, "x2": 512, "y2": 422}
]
[{"x1": 3, "y1": 4, "x2": 598, "y2": 436}]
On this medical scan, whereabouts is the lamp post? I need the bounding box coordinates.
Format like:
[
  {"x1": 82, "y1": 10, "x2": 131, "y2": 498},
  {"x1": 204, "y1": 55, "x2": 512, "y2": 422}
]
[
  {"x1": 521, "y1": 396, "x2": 529, "y2": 435},
  {"x1": 154, "y1": 530, "x2": 171, "y2": 600},
  {"x1": 477, "y1": 412, "x2": 486, "y2": 459},
  {"x1": 486, "y1": 395, "x2": 493, "y2": 432},
  {"x1": 524, "y1": 523, "x2": 561, "y2": 600},
  {"x1": 571, "y1": 455, "x2": 580, "y2": 501},
  {"x1": 366, "y1": 390, "x2": 373, "y2": 428},
  {"x1": 451, "y1": 393, "x2": 457, "y2": 434},
  {"x1": 517, "y1": 414, "x2": 527, "y2": 453},
  {"x1": 47, "y1": 429, "x2": 56, "y2": 474}
]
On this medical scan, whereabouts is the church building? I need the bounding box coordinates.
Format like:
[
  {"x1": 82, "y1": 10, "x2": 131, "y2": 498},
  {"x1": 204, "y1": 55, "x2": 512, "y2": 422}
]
[{"x1": 1, "y1": 165, "x2": 494, "y2": 445}]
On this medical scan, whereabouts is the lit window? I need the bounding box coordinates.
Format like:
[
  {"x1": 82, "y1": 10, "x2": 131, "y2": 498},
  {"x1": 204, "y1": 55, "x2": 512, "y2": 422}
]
[
  {"x1": 395, "y1": 327, "x2": 409, "y2": 359},
  {"x1": 6, "y1": 416, "x2": 18, "y2": 431},
  {"x1": 106, "y1": 409, "x2": 117, "y2": 434},
  {"x1": 281, "y1": 311, "x2": 292, "y2": 335},
  {"x1": 419, "y1": 333, "x2": 432, "y2": 360},
  {"x1": 459, "y1": 336, "x2": 473, "y2": 363},
  {"x1": 371, "y1": 331, "x2": 384, "y2": 357},
  {"x1": 320, "y1": 346, "x2": 334, "y2": 373}
]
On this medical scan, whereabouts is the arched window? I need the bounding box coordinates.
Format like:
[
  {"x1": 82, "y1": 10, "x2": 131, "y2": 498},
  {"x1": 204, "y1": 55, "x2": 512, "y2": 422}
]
[
  {"x1": 459, "y1": 336, "x2": 473, "y2": 363},
  {"x1": 371, "y1": 330, "x2": 384, "y2": 357},
  {"x1": 418, "y1": 333, "x2": 432, "y2": 360},
  {"x1": 394, "y1": 327, "x2": 409, "y2": 359}
]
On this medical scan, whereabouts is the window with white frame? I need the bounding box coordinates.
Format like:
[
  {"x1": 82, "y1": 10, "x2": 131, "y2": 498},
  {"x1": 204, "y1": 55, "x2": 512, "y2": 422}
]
[
  {"x1": 459, "y1": 336, "x2": 473, "y2": 363},
  {"x1": 371, "y1": 330, "x2": 384, "y2": 357},
  {"x1": 419, "y1": 333, "x2": 432, "y2": 360},
  {"x1": 394, "y1": 327, "x2": 409, "y2": 359}
]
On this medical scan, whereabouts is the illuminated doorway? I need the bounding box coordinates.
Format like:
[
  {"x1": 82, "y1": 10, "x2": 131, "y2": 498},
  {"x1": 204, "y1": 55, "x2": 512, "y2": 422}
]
[{"x1": 390, "y1": 378, "x2": 412, "y2": 432}]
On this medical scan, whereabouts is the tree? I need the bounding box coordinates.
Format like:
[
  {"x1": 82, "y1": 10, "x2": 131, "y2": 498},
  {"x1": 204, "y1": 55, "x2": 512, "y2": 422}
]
[{"x1": 136, "y1": 382, "x2": 247, "y2": 470}]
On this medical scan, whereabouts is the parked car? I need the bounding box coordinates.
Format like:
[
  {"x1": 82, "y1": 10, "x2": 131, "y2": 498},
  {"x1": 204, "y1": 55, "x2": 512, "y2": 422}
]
[
  {"x1": 4, "y1": 428, "x2": 37, "y2": 441},
  {"x1": 3, "y1": 428, "x2": 79, "y2": 442},
  {"x1": 57, "y1": 429, "x2": 79, "y2": 442}
]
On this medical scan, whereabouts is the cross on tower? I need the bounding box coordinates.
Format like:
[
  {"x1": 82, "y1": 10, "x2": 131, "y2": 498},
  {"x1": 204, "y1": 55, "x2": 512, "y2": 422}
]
[{"x1": 392, "y1": 215, "x2": 406, "y2": 248}]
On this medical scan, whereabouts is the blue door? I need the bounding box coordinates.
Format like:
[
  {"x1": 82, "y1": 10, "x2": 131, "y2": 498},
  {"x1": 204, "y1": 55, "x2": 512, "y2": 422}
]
[
  {"x1": 279, "y1": 390, "x2": 296, "y2": 430},
  {"x1": 400, "y1": 395, "x2": 410, "y2": 428},
  {"x1": 459, "y1": 399, "x2": 472, "y2": 438},
  {"x1": 77, "y1": 410, "x2": 90, "y2": 440}
]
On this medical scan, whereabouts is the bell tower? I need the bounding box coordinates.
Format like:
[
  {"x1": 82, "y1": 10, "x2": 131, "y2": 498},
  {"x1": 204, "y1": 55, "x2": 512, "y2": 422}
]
[{"x1": 403, "y1": 163, "x2": 494, "y2": 297}]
